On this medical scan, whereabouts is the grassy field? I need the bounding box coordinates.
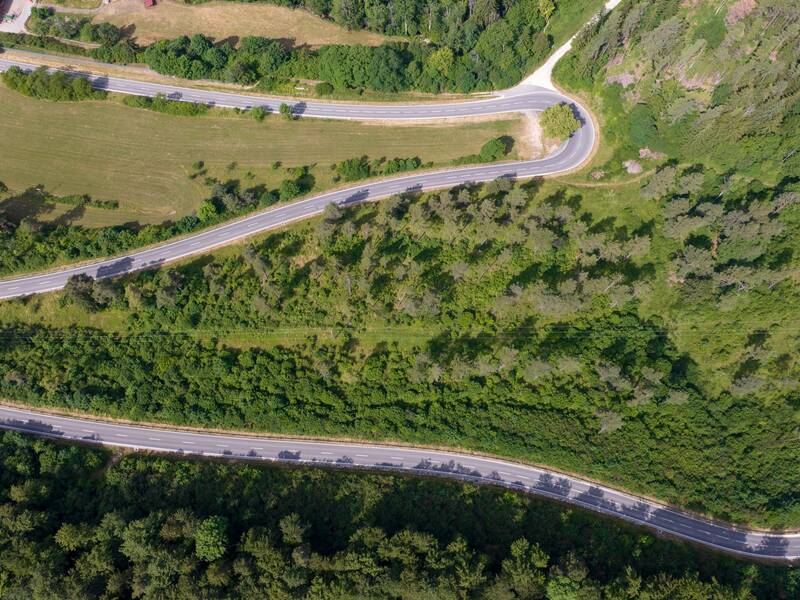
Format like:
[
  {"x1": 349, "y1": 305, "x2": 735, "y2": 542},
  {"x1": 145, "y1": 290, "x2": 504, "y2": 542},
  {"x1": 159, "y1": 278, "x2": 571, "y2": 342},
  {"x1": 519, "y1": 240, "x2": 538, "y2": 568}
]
[
  {"x1": 44, "y1": 0, "x2": 102, "y2": 9},
  {"x1": 93, "y1": 0, "x2": 393, "y2": 47},
  {"x1": 0, "y1": 85, "x2": 529, "y2": 227}
]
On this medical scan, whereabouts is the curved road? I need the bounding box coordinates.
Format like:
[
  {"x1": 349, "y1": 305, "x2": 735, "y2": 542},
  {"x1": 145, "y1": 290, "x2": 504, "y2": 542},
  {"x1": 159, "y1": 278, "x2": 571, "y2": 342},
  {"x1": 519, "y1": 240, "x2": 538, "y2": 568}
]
[
  {"x1": 0, "y1": 404, "x2": 797, "y2": 562},
  {"x1": 0, "y1": 56, "x2": 594, "y2": 299},
  {"x1": 8, "y1": 0, "x2": 786, "y2": 561}
]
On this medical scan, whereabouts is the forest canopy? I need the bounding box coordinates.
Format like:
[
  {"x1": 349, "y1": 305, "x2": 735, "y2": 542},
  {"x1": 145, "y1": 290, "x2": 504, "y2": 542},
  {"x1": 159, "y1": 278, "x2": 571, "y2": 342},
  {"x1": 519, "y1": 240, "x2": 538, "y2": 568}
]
[{"x1": 0, "y1": 431, "x2": 796, "y2": 598}]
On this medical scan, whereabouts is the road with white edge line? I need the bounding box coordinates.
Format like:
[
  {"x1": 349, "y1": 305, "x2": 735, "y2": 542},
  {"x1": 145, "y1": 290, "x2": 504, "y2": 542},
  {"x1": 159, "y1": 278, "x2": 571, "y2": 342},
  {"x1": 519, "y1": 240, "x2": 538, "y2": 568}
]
[
  {"x1": 0, "y1": 0, "x2": 612, "y2": 300},
  {"x1": 0, "y1": 405, "x2": 798, "y2": 562},
  {"x1": 4, "y1": 0, "x2": 787, "y2": 563}
]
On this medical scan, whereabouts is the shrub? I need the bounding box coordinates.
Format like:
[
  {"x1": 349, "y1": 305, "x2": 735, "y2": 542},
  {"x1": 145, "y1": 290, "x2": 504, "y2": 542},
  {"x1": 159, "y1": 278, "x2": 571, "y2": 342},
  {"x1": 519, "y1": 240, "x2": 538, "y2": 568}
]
[
  {"x1": 250, "y1": 106, "x2": 268, "y2": 121},
  {"x1": 479, "y1": 137, "x2": 509, "y2": 162},
  {"x1": 540, "y1": 103, "x2": 580, "y2": 140},
  {"x1": 1, "y1": 66, "x2": 106, "y2": 101},
  {"x1": 315, "y1": 81, "x2": 334, "y2": 95},
  {"x1": 629, "y1": 104, "x2": 658, "y2": 147}
]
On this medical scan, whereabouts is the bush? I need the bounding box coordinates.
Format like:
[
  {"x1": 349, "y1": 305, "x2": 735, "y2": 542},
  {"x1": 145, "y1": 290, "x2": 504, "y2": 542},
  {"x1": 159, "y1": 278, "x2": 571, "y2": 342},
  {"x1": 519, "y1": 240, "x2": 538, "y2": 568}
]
[
  {"x1": 278, "y1": 179, "x2": 301, "y2": 200},
  {"x1": 279, "y1": 102, "x2": 294, "y2": 120},
  {"x1": 540, "y1": 103, "x2": 581, "y2": 140},
  {"x1": 1, "y1": 66, "x2": 106, "y2": 101},
  {"x1": 315, "y1": 81, "x2": 334, "y2": 95},
  {"x1": 0, "y1": 31, "x2": 89, "y2": 58},
  {"x1": 122, "y1": 93, "x2": 209, "y2": 116},
  {"x1": 336, "y1": 156, "x2": 371, "y2": 182},
  {"x1": 479, "y1": 137, "x2": 509, "y2": 162},
  {"x1": 384, "y1": 157, "x2": 422, "y2": 174},
  {"x1": 250, "y1": 106, "x2": 268, "y2": 121},
  {"x1": 628, "y1": 104, "x2": 658, "y2": 147}
]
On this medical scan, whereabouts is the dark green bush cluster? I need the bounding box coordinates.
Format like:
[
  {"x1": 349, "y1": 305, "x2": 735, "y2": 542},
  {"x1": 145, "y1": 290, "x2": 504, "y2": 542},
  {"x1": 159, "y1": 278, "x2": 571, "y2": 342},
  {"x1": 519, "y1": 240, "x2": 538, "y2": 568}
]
[
  {"x1": 122, "y1": 93, "x2": 209, "y2": 116},
  {"x1": 334, "y1": 155, "x2": 425, "y2": 182},
  {"x1": 27, "y1": 7, "x2": 122, "y2": 45},
  {"x1": 453, "y1": 137, "x2": 511, "y2": 164},
  {"x1": 1, "y1": 66, "x2": 105, "y2": 101},
  {"x1": 0, "y1": 31, "x2": 90, "y2": 56}
]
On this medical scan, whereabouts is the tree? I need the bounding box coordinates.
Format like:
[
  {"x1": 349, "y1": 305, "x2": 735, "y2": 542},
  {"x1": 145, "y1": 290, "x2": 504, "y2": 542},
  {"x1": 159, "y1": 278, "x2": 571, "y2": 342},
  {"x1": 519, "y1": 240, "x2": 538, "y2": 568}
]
[
  {"x1": 279, "y1": 513, "x2": 308, "y2": 545},
  {"x1": 64, "y1": 274, "x2": 97, "y2": 311},
  {"x1": 336, "y1": 156, "x2": 372, "y2": 181},
  {"x1": 425, "y1": 47, "x2": 454, "y2": 77},
  {"x1": 538, "y1": 0, "x2": 555, "y2": 20},
  {"x1": 279, "y1": 102, "x2": 295, "y2": 120},
  {"x1": 540, "y1": 103, "x2": 580, "y2": 140},
  {"x1": 195, "y1": 516, "x2": 228, "y2": 561},
  {"x1": 479, "y1": 137, "x2": 509, "y2": 162},
  {"x1": 197, "y1": 199, "x2": 219, "y2": 222},
  {"x1": 279, "y1": 179, "x2": 301, "y2": 200},
  {"x1": 332, "y1": 0, "x2": 365, "y2": 30},
  {"x1": 501, "y1": 538, "x2": 549, "y2": 599}
]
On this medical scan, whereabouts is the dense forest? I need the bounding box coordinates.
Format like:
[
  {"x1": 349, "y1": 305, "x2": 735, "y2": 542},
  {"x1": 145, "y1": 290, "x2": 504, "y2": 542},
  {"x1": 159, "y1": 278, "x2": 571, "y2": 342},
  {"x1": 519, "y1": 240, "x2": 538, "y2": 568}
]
[
  {"x1": 3, "y1": 0, "x2": 800, "y2": 539},
  {"x1": 5, "y1": 0, "x2": 602, "y2": 94},
  {"x1": 3, "y1": 169, "x2": 800, "y2": 526},
  {"x1": 554, "y1": 0, "x2": 800, "y2": 184},
  {"x1": 1, "y1": 431, "x2": 797, "y2": 598}
]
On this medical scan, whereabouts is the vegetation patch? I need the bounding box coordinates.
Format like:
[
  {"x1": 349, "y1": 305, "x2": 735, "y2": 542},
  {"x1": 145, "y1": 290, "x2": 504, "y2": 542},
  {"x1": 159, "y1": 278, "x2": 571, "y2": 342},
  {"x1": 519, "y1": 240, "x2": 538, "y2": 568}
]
[
  {"x1": 0, "y1": 66, "x2": 106, "y2": 101},
  {"x1": 553, "y1": 0, "x2": 799, "y2": 185},
  {"x1": 92, "y1": 0, "x2": 393, "y2": 47},
  {"x1": 4, "y1": 171, "x2": 800, "y2": 526},
  {"x1": 1, "y1": 432, "x2": 795, "y2": 597},
  {"x1": 0, "y1": 84, "x2": 523, "y2": 230}
]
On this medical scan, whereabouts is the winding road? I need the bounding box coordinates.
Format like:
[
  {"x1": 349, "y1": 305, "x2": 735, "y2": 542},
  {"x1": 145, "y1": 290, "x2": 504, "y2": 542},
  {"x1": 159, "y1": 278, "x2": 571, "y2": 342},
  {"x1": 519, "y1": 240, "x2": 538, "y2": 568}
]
[
  {"x1": 4, "y1": 0, "x2": 790, "y2": 563},
  {"x1": 0, "y1": 404, "x2": 797, "y2": 562},
  {"x1": 0, "y1": 54, "x2": 594, "y2": 299}
]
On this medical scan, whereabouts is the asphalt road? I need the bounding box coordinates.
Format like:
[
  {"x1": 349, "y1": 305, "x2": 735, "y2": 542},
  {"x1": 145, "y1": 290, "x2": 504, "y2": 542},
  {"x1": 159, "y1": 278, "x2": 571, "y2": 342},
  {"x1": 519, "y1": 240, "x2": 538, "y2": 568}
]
[
  {"x1": 1, "y1": 404, "x2": 797, "y2": 562},
  {"x1": 0, "y1": 57, "x2": 594, "y2": 299}
]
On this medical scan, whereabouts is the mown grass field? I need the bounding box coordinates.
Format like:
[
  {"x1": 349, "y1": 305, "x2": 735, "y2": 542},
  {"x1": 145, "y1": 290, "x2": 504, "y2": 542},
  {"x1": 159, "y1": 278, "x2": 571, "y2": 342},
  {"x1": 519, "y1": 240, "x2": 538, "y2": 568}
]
[
  {"x1": 93, "y1": 0, "x2": 393, "y2": 47},
  {"x1": 0, "y1": 85, "x2": 527, "y2": 227}
]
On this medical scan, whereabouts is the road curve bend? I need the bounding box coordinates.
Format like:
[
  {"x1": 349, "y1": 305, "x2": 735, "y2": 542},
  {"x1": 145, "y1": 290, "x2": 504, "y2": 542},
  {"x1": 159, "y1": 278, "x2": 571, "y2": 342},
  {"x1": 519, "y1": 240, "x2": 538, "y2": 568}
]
[
  {"x1": 0, "y1": 57, "x2": 594, "y2": 299},
  {"x1": 0, "y1": 404, "x2": 797, "y2": 562}
]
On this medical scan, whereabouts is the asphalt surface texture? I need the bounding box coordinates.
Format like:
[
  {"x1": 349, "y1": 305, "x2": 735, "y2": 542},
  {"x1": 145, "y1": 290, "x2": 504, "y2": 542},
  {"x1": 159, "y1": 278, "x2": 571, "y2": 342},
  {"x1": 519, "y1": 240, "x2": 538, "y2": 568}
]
[
  {"x1": 0, "y1": 56, "x2": 594, "y2": 299},
  {"x1": 1, "y1": 405, "x2": 798, "y2": 562}
]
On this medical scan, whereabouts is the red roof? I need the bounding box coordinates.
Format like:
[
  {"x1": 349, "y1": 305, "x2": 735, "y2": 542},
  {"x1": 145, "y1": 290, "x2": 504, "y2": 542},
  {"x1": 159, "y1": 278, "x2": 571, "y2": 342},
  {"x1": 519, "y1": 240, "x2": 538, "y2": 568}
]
[{"x1": 143, "y1": 0, "x2": 155, "y2": 7}]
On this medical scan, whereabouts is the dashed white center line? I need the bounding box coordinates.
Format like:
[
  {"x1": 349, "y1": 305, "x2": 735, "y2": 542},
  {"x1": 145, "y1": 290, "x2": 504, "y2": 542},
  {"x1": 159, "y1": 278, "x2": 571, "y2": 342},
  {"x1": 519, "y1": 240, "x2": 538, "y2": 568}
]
[
  {"x1": 216, "y1": 444, "x2": 228, "y2": 448},
  {"x1": 115, "y1": 434, "x2": 128, "y2": 438},
  {"x1": 499, "y1": 471, "x2": 511, "y2": 476},
  {"x1": 391, "y1": 456, "x2": 404, "y2": 461},
  {"x1": 183, "y1": 441, "x2": 195, "y2": 445},
  {"x1": 320, "y1": 451, "x2": 333, "y2": 455},
  {"x1": 355, "y1": 454, "x2": 369, "y2": 457},
  {"x1": 251, "y1": 447, "x2": 263, "y2": 450},
  {"x1": 517, "y1": 475, "x2": 530, "y2": 480},
  {"x1": 81, "y1": 429, "x2": 94, "y2": 433},
  {"x1": 148, "y1": 438, "x2": 161, "y2": 441}
]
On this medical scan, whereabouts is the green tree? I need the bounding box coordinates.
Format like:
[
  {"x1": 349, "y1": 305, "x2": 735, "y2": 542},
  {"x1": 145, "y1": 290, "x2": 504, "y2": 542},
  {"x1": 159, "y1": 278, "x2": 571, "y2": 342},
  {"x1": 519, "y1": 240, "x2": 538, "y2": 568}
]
[
  {"x1": 538, "y1": 0, "x2": 555, "y2": 20},
  {"x1": 195, "y1": 516, "x2": 228, "y2": 562},
  {"x1": 540, "y1": 103, "x2": 580, "y2": 140},
  {"x1": 279, "y1": 102, "x2": 295, "y2": 120},
  {"x1": 197, "y1": 199, "x2": 219, "y2": 222},
  {"x1": 63, "y1": 274, "x2": 97, "y2": 311},
  {"x1": 479, "y1": 137, "x2": 508, "y2": 161}
]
